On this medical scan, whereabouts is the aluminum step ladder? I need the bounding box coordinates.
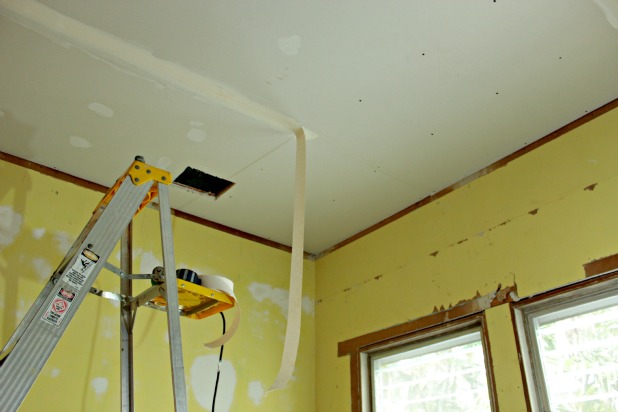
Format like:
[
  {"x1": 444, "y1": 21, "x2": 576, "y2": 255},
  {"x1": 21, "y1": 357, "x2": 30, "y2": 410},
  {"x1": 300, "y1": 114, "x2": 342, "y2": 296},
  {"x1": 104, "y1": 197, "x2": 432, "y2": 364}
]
[{"x1": 0, "y1": 157, "x2": 191, "y2": 411}]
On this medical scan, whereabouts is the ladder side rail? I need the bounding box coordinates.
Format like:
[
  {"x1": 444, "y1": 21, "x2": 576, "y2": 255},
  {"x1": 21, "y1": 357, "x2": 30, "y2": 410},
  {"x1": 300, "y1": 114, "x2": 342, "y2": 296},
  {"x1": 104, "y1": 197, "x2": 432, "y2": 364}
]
[
  {"x1": 158, "y1": 182, "x2": 188, "y2": 412},
  {"x1": 1, "y1": 207, "x2": 106, "y2": 357},
  {"x1": 120, "y1": 224, "x2": 135, "y2": 412},
  {"x1": 0, "y1": 177, "x2": 153, "y2": 411}
]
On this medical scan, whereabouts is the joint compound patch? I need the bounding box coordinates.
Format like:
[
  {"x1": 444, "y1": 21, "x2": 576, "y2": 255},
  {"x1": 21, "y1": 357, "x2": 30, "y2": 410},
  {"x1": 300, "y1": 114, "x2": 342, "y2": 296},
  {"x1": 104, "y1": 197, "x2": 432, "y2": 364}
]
[
  {"x1": 42, "y1": 288, "x2": 75, "y2": 326},
  {"x1": 62, "y1": 248, "x2": 99, "y2": 290}
]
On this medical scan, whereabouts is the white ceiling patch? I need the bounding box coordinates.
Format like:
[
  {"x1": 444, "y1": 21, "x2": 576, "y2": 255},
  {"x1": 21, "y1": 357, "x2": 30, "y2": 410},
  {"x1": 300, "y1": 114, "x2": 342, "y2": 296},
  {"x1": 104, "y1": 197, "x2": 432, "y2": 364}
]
[
  {"x1": 87, "y1": 102, "x2": 114, "y2": 118},
  {"x1": 186, "y1": 127, "x2": 206, "y2": 142},
  {"x1": 156, "y1": 156, "x2": 173, "y2": 170},
  {"x1": 69, "y1": 135, "x2": 93, "y2": 149},
  {"x1": 278, "y1": 35, "x2": 301, "y2": 56}
]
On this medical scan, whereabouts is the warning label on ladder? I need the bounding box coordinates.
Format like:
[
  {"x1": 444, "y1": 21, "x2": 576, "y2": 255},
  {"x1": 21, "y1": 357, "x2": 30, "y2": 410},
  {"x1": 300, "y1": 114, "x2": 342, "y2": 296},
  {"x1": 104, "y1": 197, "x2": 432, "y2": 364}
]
[
  {"x1": 62, "y1": 248, "x2": 99, "y2": 290},
  {"x1": 42, "y1": 288, "x2": 75, "y2": 326}
]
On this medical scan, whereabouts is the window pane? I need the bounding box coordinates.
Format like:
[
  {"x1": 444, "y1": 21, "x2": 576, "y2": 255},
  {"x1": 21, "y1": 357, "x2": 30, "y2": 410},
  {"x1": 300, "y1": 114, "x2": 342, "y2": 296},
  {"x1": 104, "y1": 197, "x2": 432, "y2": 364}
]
[
  {"x1": 371, "y1": 330, "x2": 491, "y2": 412},
  {"x1": 534, "y1": 301, "x2": 618, "y2": 411}
]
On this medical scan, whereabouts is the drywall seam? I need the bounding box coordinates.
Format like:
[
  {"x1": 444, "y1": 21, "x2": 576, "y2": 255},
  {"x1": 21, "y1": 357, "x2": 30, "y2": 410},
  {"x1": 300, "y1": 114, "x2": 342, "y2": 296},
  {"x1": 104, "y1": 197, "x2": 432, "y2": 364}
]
[{"x1": 0, "y1": 0, "x2": 317, "y2": 138}]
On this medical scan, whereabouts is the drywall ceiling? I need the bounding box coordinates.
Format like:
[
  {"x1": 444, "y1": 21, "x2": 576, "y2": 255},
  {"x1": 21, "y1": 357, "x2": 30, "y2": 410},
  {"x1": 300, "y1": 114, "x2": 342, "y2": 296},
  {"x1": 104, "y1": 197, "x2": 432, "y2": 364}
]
[{"x1": 1, "y1": 0, "x2": 617, "y2": 255}]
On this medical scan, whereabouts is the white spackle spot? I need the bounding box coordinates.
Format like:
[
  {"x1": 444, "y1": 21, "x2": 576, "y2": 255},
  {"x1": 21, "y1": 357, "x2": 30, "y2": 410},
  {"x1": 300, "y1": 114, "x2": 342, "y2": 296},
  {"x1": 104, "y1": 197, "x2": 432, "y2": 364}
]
[
  {"x1": 278, "y1": 35, "x2": 301, "y2": 56},
  {"x1": 248, "y1": 282, "x2": 289, "y2": 316},
  {"x1": 54, "y1": 231, "x2": 73, "y2": 254},
  {"x1": 248, "y1": 381, "x2": 264, "y2": 405},
  {"x1": 15, "y1": 298, "x2": 28, "y2": 321},
  {"x1": 50, "y1": 368, "x2": 61, "y2": 378},
  {"x1": 32, "y1": 227, "x2": 46, "y2": 239},
  {"x1": 0, "y1": 206, "x2": 22, "y2": 246},
  {"x1": 302, "y1": 296, "x2": 315, "y2": 316},
  {"x1": 163, "y1": 331, "x2": 169, "y2": 344},
  {"x1": 187, "y1": 128, "x2": 206, "y2": 142},
  {"x1": 191, "y1": 355, "x2": 236, "y2": 412},
  {"x1": 91, "y1": 377, "x2": 108, "y2": 396},
  {"x1": 69, "y1": 135, "x2": 93, "y2": 149},
  {"x1": 0, "y1": 110, "x2": 5, "y2": 118},
  {"x1": 101, "y1": 316, "x2": 114, "y2": 339},
  {"x1": 32, "y1": 257, "x2": 52, "y2": 282},
  {"x1": 139, "y1": 251, "x2": 162, "y2": 274},
  {"x1": 156, "y1": 156, "x2": 173, "y2": 169},
  {"x1": 88, "y1": 102, "x2": 114, "y2": 118},
  {"x1": 190, "y1": 120, "x2": 203, "y2": 127}
]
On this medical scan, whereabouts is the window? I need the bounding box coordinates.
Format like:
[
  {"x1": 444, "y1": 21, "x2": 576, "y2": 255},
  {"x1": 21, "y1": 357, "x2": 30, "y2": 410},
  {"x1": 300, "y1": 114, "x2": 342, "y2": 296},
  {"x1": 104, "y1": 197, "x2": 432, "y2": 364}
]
[
  {"x1": 514, "y1": 275, "x2": 618, "y2": 412},
  {"x1": 362, "y1": 317, "x2": 495, "y2": 412}
]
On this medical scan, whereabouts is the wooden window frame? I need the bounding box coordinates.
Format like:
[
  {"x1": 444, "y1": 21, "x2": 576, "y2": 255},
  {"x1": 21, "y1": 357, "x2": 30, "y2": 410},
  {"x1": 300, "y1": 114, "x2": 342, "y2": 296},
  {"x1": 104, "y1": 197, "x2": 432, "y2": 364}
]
[
  {"x1": 511, "y1": 270, "x2": 618, "y2": 412},
  {"x1": 338, "y1": 285, "x2": 516, "y2": 412}
]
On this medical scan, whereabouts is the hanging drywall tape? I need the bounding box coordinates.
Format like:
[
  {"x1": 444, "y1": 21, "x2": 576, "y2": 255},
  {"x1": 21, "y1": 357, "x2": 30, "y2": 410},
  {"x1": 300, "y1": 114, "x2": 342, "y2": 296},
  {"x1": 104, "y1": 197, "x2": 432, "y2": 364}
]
[
  {"x1": 200, "y1": 274, "x2": 240, "y2": 348},
  {"x1": 267, "y1": 128, "x2": 307, "y2": 393}
]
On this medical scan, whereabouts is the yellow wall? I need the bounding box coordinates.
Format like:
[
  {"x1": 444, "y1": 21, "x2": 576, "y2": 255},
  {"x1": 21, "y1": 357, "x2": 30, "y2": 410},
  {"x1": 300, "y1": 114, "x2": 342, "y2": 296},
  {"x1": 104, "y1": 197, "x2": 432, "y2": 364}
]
[
  {"x1": 2, "y1": 105, "x2": 618, "y2": 412},
  {"x1": 0, "y1": 160, "x2": 315, "y2": 412},
  {"x1": 315, "y1": 106, "x2": 618, "y2": 411}
]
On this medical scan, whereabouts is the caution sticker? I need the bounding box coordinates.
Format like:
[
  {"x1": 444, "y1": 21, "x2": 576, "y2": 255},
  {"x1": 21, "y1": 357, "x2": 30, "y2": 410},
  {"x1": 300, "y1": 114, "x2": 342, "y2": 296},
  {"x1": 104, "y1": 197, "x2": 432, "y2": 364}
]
[
  {"x1": 42, "y1": 288, "x2": 75, "y2": 326},
  {"x1": 62, "y1": 248, "x2": 99, "y2": 290}
]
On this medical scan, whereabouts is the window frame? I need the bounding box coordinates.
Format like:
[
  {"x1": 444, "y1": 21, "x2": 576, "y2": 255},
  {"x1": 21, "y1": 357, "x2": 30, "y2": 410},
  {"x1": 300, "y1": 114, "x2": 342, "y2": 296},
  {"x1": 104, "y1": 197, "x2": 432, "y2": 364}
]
[
  {"x1": 338, "y1": 286, "x2": 516, "y2": 412},
  {"x1": 361, "y1": 315, "x2": 496, "y2": 412},
  {"x1": 513, "y1": 271, "x2": 618, "y2": 412}
]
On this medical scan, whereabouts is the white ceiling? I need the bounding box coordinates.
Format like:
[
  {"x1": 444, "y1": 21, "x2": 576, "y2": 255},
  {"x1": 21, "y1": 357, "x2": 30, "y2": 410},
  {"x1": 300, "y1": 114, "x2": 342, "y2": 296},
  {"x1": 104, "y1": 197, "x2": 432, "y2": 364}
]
[{"x1": 1, "y1": 0, "x2": 617, "y2": 255}]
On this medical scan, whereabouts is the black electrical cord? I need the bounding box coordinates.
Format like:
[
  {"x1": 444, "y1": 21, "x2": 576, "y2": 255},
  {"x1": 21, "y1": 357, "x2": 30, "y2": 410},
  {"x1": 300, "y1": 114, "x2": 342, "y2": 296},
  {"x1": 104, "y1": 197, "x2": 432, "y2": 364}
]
[{"x1": 212, "y1": 312, "x2": 226, "y2": 412}]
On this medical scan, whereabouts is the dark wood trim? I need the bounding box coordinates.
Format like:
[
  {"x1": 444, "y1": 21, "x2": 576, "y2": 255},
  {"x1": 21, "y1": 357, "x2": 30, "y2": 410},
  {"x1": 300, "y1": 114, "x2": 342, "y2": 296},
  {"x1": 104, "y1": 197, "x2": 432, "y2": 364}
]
[
  {"x1": 480, "y1": 313, "x2": 500, "y2": 412},
  {"x1": 0, "y1": 151, "x2": 109, "y2": 194},
  {"x1": 0, "y1": 151, "x2": 309, "y2": 257},
  {"x1": 317, "y1": 97, "x2": 618, "y2": 259},
  {"x1": 350, "y1": 350, "x2": 362, "y2": 412},
  {"x1": 338, "y1": 284, "x2": 517, "y2": 357},
  {"x1": 513, "y1": 270, "x2": 618, "y2": 307},
  {"x1": 583, "y1": 253, "x2": 618, "y2": 277},
  {"x1": 509, "y1": 303, "x2": 534, "y2": 412}
]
